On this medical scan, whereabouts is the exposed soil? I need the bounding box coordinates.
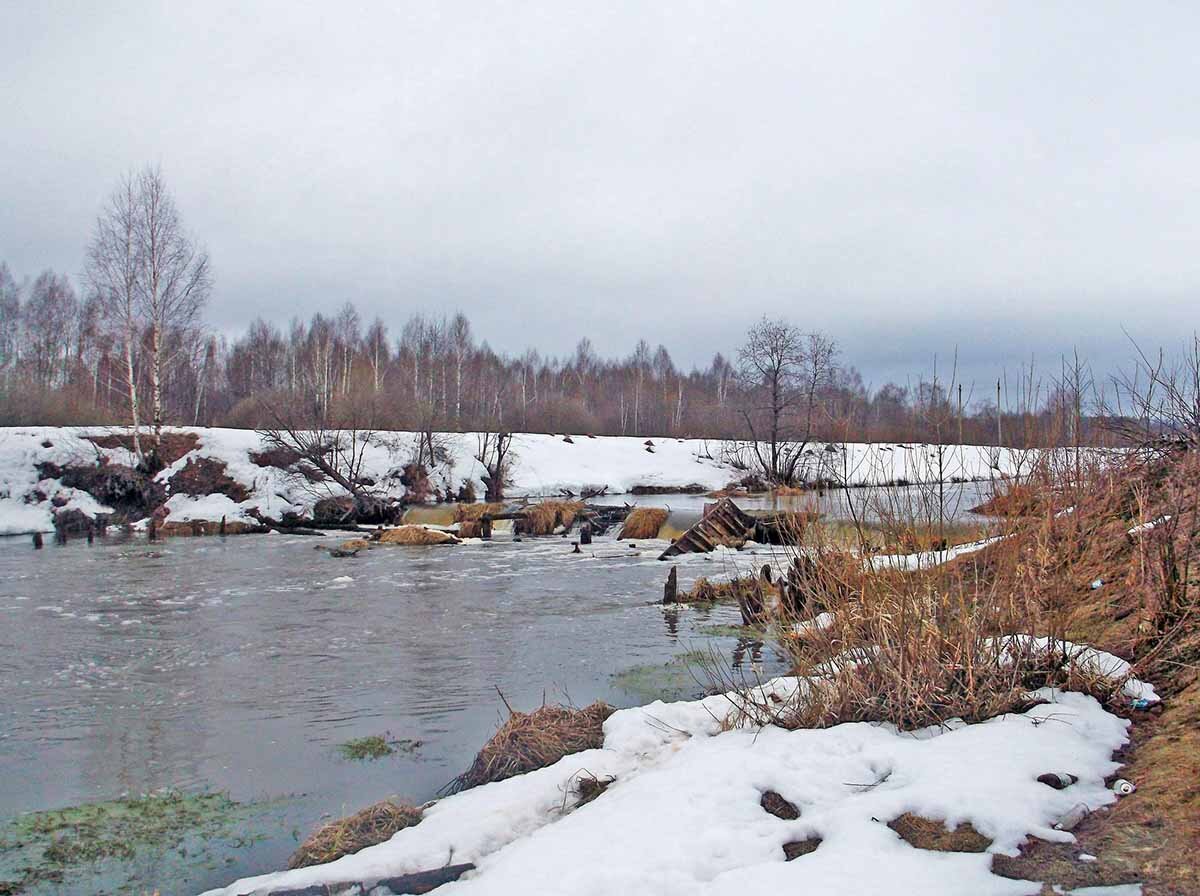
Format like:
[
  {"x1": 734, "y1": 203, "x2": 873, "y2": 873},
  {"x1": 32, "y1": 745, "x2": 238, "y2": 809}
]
[
  {"x1": 168, "y1": 456, "x2": 249, "y2": 502},
  {"x1": 85, "y1": 431, "x2": 199, "y2": 468}
]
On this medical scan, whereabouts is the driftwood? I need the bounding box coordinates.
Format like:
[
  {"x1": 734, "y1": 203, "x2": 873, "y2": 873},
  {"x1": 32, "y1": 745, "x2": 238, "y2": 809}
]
[{"x1": 258, "y1": 862, "x2": 476, "y2": 896}]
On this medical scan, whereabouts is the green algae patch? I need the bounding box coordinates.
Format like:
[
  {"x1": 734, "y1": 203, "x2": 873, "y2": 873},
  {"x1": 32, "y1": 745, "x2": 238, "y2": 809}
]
[
  {"x1": 337, "y1": 734, "x2": 422, "y2": 761},
  {"x1": 0, "y1": 791, "x2": 258, "y2": 894},
  {"x1": 612, "y1": 650, "x2": 711, "y2": 704}
]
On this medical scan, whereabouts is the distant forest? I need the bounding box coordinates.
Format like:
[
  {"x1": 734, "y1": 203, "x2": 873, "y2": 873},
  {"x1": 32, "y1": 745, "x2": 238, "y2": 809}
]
[{"x1": 0, "y1": 170, "x2": 1121, "y2": 449}]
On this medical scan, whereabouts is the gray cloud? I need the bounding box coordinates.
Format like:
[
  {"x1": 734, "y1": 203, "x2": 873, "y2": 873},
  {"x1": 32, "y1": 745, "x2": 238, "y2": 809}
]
[{"x1": 3, "y1": 1, "x2": 1198, "y2": 389}]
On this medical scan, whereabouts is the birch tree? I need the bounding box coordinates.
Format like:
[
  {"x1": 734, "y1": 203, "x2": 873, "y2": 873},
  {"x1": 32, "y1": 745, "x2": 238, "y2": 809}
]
[
  {"x1": 86, "y1": 173, "x2": 146, "y2": 459},
  {"x1": 133, "y1": 167, "x2": 211, "y2": 440}
]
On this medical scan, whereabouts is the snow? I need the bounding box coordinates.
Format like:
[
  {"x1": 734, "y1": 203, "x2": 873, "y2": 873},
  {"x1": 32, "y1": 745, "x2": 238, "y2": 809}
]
[
  {"x1": 1127, "y1": 516, "x2": 1170, "y2": 536},
  {"x1": 868, "y1": 536, "x2": 1005, "y2": 571},
  {"x1": 0, "y1": 426, "x2": 1033, "y2": 535},
  {"x1": 202, "y1": 673, "x2": 1139, "y2": 896}
]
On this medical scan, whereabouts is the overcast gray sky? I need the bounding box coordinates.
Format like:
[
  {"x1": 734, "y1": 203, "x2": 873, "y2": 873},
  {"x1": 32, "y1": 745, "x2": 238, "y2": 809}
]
[{"x1": 2, "y1": 1, "x2": 1198, "y2": 392}]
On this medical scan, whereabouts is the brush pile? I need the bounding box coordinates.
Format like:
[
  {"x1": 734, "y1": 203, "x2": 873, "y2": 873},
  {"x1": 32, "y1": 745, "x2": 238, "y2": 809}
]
[
  {"x1": 288, "y1": 800, "x2": 423, "y2": 869},
  {"x1": 444, "y1": 701, "x2": 615, "y2": 795}
]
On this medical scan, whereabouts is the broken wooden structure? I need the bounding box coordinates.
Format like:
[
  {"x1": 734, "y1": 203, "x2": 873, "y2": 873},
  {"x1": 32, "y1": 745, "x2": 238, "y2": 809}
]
[{"x1": 657, "y1": 497, "x2": 758, "y2": 560}]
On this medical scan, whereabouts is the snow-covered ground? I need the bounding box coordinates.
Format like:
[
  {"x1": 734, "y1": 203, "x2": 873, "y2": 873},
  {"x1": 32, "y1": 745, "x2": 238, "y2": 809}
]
[
  {"x1": 201, "y1": 665, "x2": 1148, "y2": 896},
  {"x1": 0, "y1": 426, "x2": 1026, "y2": 535}
]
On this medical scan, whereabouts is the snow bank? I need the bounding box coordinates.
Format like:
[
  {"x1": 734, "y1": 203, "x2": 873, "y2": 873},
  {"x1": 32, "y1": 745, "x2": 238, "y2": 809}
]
[
  {"x1": 0, "y1": 426, "x2": 1031, "y2": 535},
  {"x1": 202, "y1": 677, "x2": 1135, "y2": 896}
]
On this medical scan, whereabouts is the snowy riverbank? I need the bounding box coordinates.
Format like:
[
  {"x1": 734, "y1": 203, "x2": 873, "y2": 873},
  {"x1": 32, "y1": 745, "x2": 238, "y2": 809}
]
[
  {"x1": 0, "y1": 426, "x2": 1024, "y2": 535},
  {"x1": 200, "y1": 666, "x2": 1148, "y2": 896}
]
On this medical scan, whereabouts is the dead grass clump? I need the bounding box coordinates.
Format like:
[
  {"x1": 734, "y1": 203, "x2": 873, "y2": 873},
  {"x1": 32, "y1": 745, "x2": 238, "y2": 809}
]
[
  {"x1": 572, "y1": 771, "x2": 616, "y2": 807},
  {"x1": 887, "y1": 813, "x2": 991, "y2": 852},
  {"x1": 444, "y1": 701, "x2": 615, "y2": 795},
  {"x1": 168, "y1": 457, "x2": 249, "y2": 502},
  {"x1": 617, "y1": 507, "x2": 668, "y2": 540},
  {"x1": 455, "y1": 503, "x2": 504, "y2": 523},
  {"x1": 288, "y1": 800, "x2": 423, "y2": 869},
  {"x1": 249, "y1": 445, "x2": 302, "y2": 469},
  {"x1": 683, "y1": 575, "x2": 776, "y2": 605},
  {"x1": 523, "y1": 500, "x2": 585, "y2": 536},
  {"x1": 377, "y1": 526, "x2": 459, "y2": 546}
]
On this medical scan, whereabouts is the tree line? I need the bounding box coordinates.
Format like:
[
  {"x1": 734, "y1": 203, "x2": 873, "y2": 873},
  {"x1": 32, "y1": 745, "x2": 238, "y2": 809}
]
[{"x1": 1, "y1": 167, "x2": 1121, "y2": 461}]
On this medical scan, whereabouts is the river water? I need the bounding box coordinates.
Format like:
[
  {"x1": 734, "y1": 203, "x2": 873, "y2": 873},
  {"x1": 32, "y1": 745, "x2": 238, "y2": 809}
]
[
  {"x1": 0, "y1": 482, "x2": 992, "y2": 895},
  {"x1": 0, "y1": 525, "x2": 785, "y2": 895}
]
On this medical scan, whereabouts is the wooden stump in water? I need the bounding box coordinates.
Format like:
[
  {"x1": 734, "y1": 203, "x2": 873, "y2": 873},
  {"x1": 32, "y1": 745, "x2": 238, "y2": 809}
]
[
  {"x1": 663, "y1": 565, "x2": 679, "y2": 604},
  {"x1": 32, "y1": 531, "x2": 43, "y2": 549},
  {"x1": 580, "y1": 522, "x2": 592, "y2": 545}
]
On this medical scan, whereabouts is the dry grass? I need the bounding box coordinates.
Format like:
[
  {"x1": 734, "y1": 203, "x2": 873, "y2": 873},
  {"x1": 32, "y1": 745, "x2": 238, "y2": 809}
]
[
  {"x1": 288, "y1": 800, "x2": 423, "y2": 869},
  {"x1": 682, "y1": 574, "x2": 777, "y2": 604},
  {"x1": 377, "y1": 526, "x2": 459, "y2": 546},
  {"x1": 455, "y1": 502, "x2": 504, "y2": 522},
  {"x1": 522, "y1": 500, "x2": 585, "y2": 536},
  {"x1": 617, "y1": 507, "x2": 668, "y2": 540},
  {"x1": 444, "y1": 701, "x2": 614, "y2": 795},
  {"x1": 887, "y1": 814, "x2": 991, "y2": 852}
]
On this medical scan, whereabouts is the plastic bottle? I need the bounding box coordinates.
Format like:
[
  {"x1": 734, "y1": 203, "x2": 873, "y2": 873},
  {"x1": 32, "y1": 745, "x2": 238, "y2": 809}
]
[
  {"x1": 1036, "y1": 772, "x2": 1079, "y2": 790},
  {"x1": 1054, "y1": 803, "x2": 1090, "y2": 831}
]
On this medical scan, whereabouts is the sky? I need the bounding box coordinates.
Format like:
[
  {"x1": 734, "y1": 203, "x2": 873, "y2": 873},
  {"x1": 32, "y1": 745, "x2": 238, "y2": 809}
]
[{"x1": 2, "y1": 1, "x2": 1199, "y2": 394}]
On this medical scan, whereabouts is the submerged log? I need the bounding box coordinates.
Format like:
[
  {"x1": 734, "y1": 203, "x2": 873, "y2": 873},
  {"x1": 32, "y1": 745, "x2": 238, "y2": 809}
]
[{"x1": 259, "y1": 862, "x2": 476, "y2": 896}]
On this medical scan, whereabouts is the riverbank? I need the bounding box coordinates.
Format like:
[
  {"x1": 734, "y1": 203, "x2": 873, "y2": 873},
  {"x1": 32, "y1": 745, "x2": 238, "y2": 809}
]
[
  {"x1": 204, "y1": 441, "x2": 1199, "y2": 895},
  {"x1": 0, "y1": 426, "x2": 1023, "y2": 536}
]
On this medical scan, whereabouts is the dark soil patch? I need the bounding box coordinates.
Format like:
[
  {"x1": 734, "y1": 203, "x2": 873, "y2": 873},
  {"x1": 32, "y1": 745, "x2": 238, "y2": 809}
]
[
  {"x1": 85, "y1": 431, "x2": 199, "y2": 467},
  {"x1": 783, "y1": 837, "x2": 822, "y2": 860},
  {"x1": 39, "y1": 461, "x2": 165, "y2": 522},
  {"x1": 249, "y1": 445, "x2": 302, "y2": 468},
  {"x1": 168, "y1": 457, "x2": 249, "y2": 502},
  {"x1": 888, "y1": 813, "x2": 991, "y2": 852},
  {"x1": 760, "y1": 790, "x2": 800, "y2": 820}
]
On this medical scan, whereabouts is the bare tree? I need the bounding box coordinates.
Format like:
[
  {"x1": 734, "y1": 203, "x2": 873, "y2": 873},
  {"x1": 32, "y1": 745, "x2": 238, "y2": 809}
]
[
  {"x1": 450, "y1": 312, "x2": 472, "y2": 425},
  {"x1": 86, "y1": 174, "x2": 147, "y2": 457},
  {"x1": 0, "y1": 263, "x2": 19, "y2": 380},
  {"x1": 735, "y1": 317, "x2": 838, "y2": 484},
  {"x1": 133, "y1": 167, "x2": 211, "y2": 440},
  {"x1": 475, "y1": 430, "x2": 513, "y2": 502}
]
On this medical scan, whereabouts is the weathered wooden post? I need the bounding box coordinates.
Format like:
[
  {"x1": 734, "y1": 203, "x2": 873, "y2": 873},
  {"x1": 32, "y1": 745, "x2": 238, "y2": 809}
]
[
  {"x1": 219, "y1": 515, "x2": 227, "y2": 536},
  {"x1": 663, "y1": 565, "x2": 679, "y2": 604},
  {"x1": 580, "y1": 522, "x2": 592, "y2": 545},
  {"x1": 148, "y1": 517, "x2": 157, "y2": 542},
  {"x1": 481, "y1": 515, "x2": 493, "y2": 540},
  {"x1": 32, "y1": 531, "x2": 43, "y2": 549}
]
